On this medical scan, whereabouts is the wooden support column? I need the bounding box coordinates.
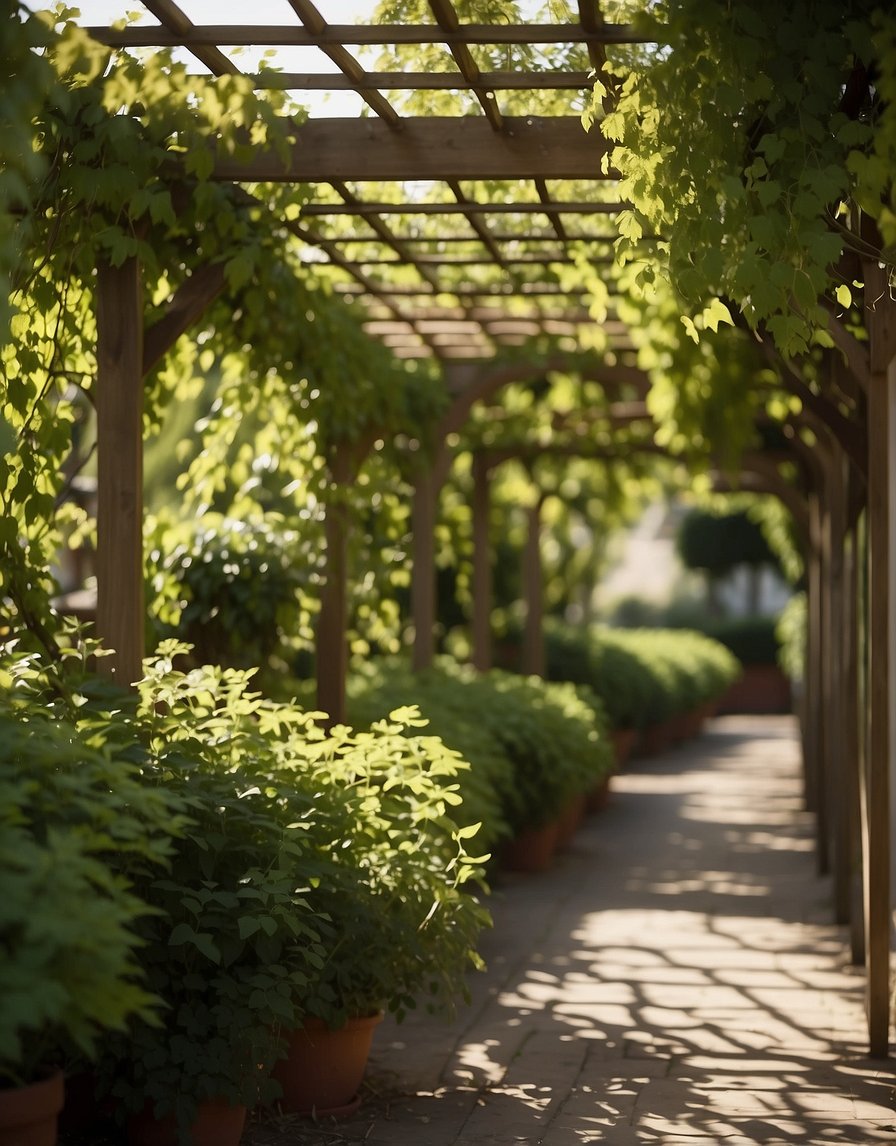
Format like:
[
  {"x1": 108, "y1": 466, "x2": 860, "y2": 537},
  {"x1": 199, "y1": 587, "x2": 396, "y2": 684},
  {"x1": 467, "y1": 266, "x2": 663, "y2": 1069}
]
[
  {"x1": 471, "y1": 452, "x2": 492, "y2": 673},
  {"x1": 806, "y1": 493, "x2": 827, "y2": 860},
  {"x1": 316, "y1": 447, "x2": 353, "y2": 725},
  {"x1": 825, "y1": 465, "x2": 851, "y2": 924},
  {"x1": 522, "y1": 493, "x2": 546, "y2": 678},
  {"x1": 863, "y1": 263, "x2": 895, "y2": 1057},
  {"x1": 844, "y1": 487, "x2": 865, "y2": 964},
  {"x1": 95, "y1": 257, "x2": 144, "y2": 687},
  {"x1": 411, "y1": 466, "x2": 438, "y2": 672}
]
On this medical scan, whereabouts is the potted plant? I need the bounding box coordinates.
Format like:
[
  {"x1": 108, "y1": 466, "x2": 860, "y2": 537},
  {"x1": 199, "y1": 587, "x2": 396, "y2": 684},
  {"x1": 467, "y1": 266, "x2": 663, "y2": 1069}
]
[
  {"x1": 100, "y1": 773, "x2": 335, "y2": 1146},
  {"x1": 0, "y1": 652, "x2": 184, "y2": 1146},
  {"x1": 86, "y1": 652, "x2": 338, "y2": 1145},
  {"x1": 259, "y1": 710, "x2": 493, "y2": 1117},
  {"x1": 95, "y1": 649, "x2": 490, "y2": 1130}
]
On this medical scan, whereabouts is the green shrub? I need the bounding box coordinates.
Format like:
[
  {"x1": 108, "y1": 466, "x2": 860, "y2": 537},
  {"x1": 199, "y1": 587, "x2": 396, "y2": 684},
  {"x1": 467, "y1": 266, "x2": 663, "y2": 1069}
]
[
  {"x1": 704, "y1": 615, "x2": 781, "y2": 665},
  {"x1": 347, "y1": 657, "x2": 612, "y2": 838},
  {"x1": 145, "y1": 511, "x2": 318, "y2": 670},
  {"x1": 95, "y1": 648, "x2": 491, "y2": 1130},
  {"x1": 677, "y1": 508, "x2": 780, "y2": 577},
  {"x1": 3, "y1": 642, "x2": 490, "y2": 1137},
  {"x1": 599, "y1": 628, "x2": 740, "y2": 724},
  {"x1": 0, "y1": 651, "x2": 184, "y2": 1089},
  {"x1": 347, "y1": 659, "x2": 515, "y2": 851},
  {"x1": 497, "y1": 621, "x2": 739, "y2": 732},
  {"x1": 544, "y1": 622, "x2": 656, "y2": 729},
  {"x1": 100, "y1": 762, "x2": 329, "y2": 1128}
]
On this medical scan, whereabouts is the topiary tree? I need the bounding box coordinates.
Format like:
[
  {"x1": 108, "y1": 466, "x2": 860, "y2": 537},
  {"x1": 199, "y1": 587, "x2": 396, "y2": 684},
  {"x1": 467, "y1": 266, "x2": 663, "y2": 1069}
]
[{"x1": 676, "y1": 507, "x2": 782, "y2": 615}]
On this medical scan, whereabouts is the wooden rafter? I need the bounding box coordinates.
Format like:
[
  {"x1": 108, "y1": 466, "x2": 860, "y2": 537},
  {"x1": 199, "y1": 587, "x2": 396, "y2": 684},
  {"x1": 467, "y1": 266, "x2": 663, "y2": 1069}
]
[
  {"x1": 84, "y1": 1, "x2": 632, "y2": 361},
  {"x1": 211, "y1": 116, "x2": 614, "y2": 182},
  {"x1": 87, "y1": 22, "x2": 651, "y2": 49}
]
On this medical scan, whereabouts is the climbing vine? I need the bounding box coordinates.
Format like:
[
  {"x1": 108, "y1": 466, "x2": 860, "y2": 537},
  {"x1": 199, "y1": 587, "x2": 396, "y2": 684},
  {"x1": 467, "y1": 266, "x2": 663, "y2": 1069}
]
[
  {"x1": 1, "y1": 7, "x2": 449, "y2": 658},
  {"x1": 588, "y1": 0, "x2": 896, "y2": 357}
]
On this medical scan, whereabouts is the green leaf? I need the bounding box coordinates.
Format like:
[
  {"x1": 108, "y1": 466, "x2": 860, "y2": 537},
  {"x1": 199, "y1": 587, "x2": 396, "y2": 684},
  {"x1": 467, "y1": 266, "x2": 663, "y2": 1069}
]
[
  {"x1": 702, "y1": 299, "x2": 734, "y2": 333},
  {"x1": 237, "y1": 916, "x2": 262, "y2": 940}
]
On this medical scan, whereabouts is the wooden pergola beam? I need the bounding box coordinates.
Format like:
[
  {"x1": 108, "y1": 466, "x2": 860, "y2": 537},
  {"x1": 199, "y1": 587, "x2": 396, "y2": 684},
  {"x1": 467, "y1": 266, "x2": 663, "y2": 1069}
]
[
  {"x1": 305, "y1": 201, "x2": 627, "y2": 217},
  {"x1": 212, "y1": 117, "x2": 614, "y2": 183},
  {"x1": 87, "y1": 22, "x2": 652, "y2": 48}
]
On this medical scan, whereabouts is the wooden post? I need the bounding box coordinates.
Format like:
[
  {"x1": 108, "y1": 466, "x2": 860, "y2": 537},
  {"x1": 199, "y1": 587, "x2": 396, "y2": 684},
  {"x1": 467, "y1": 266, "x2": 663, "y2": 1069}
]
[
  {"x1": 316, "y1": 447, "x2": 353, "y2": 725},
  {"x1": 863, "y1": 262, "x2": 895, "y2": 1057},
  {"x1": 471, "y1": 452, "x2": 492, "y2": 673},
  {"x1": 806, "y1": 493, "x2": 827, "y2": 864},
  {"x1": 522, "y1": 494, "x2": 546, "y2": 677},
  {"x1": 411, "y1": 466, "x2": 438, "y2": 672},
  {"x1": 844, "y1": 488, "x2": 865, "y2": 964},
  {"x1": 825, "y1": 465, "x2": 851, "y2": 924},
  {"x1": 95, "y1": 257, "x2": 144, "y2": 687}
]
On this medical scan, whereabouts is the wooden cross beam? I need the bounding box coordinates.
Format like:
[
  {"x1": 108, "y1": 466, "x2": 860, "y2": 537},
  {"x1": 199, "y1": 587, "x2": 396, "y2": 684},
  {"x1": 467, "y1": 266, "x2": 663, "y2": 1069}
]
[{"x1": 212, "y1": 117, "x2": 613, "y2": 183}]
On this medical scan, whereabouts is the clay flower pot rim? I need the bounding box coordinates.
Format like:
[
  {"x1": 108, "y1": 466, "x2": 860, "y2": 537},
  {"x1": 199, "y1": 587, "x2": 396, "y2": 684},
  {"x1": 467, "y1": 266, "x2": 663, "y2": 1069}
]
[
  {"x1": 302, "y1": 1010, "x2": 384, "y2": 1030},
  {"x1": 0, "y1": 1069, "x2": 65, "y2": 1139}
]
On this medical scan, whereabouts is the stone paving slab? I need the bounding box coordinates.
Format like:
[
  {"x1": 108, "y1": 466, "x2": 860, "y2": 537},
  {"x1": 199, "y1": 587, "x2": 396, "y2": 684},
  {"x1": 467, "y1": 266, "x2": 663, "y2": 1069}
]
[{"x1": 246, "y1": 716, "x2": 896, "y2": 1145}]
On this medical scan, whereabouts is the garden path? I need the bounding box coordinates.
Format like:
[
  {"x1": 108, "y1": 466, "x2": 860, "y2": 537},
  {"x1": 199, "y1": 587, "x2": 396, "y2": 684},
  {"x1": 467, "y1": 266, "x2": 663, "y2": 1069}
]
[{"x1": 249, "y1": 715, "x2": 896, "y2": 1145}]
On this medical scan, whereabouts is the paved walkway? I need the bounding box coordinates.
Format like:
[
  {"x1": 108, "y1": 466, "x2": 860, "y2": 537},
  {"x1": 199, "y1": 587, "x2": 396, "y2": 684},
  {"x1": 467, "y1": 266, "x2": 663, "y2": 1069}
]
[{"x1": 251, "y1": 716, "x2": 896, "y2": 1145}]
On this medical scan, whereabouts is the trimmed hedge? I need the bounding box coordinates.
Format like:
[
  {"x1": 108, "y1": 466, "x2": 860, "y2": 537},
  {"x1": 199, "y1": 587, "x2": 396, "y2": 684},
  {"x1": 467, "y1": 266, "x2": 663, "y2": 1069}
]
[
  {"x1": 533, "y1": 621, "x2": 740, "y2": 730},
  {"x1": 702, "y1": 615, "x2": 781, "y2": 666},
  {"x1": 347, "y1": 657, "x2": 614, "y2": 848}
]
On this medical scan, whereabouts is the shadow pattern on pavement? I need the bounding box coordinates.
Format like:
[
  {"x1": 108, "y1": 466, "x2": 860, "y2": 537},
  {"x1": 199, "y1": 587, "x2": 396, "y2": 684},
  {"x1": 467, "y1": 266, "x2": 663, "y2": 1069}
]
[{"x1": 247, "y1": 717, "x2": 896, "y2": 1146}]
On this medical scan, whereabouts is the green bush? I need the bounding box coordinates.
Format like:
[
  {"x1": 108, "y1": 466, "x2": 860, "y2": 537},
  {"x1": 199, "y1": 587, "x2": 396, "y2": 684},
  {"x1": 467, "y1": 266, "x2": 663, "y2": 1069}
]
[
  {"x1": 704, "y1": 615, "x2": 781, "y2": 665},
  {"x1": 543, "y1": 622, "x2": 656, "y2": 729},
  {"x1": 0, "y1": 651, "x2": 184, "y2": 1089},
  {"x1": 3, "y1": 642, "x2": 490, "y2": 1138},
  {"x1": 677, "y1": 508, "x2": 780, "y2": 577},
  {"x1": 145, "y1": 511, "x2": 318, "y2": 670},
  {"x1": 507, "y1": 622, "x2": 739, "y2": 731},
  {"x1": 92, "y1": 648, "x2": 491, "y2": 1131},
  {"x1": 347, "y1": 657, "x2": 613, "y2": 839},
  {"x1": 599, "y1": 628, "x2": 740, "y2": 725},
  {"x1": 347, "y1": 659, "x2": 515, "y2": 852}
]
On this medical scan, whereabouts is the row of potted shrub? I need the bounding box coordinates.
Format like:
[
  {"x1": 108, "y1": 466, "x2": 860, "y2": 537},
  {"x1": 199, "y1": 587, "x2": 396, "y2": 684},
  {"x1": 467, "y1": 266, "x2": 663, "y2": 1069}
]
[
  {"x1": 511, "y1": 621, "x2": 742, "y2": 749},
  {"x1": 327, "y1": 628, "x2": 738, "y2": 876},
  {"x1": 2, "y1": 627, "x2": 738, "y2": 1145},
  {"x1": 0, "y1": 641, "x2": 490, "y2": 1146},
  {"x1": 344, "y1": 657, "x2": 616, "y2": 868}
]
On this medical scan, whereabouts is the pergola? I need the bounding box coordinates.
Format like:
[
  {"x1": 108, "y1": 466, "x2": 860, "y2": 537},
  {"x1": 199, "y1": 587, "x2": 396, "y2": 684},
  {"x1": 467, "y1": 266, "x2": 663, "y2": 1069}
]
[{"x1": 70, "y1": 1, "x2": 895, "y2": 1056}]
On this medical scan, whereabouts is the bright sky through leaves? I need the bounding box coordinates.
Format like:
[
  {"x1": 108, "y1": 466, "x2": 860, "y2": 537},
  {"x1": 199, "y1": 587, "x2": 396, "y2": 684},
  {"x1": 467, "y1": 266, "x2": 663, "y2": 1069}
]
[{"x1": 37, "y1": 1, "x2": 386, "y2": 114}]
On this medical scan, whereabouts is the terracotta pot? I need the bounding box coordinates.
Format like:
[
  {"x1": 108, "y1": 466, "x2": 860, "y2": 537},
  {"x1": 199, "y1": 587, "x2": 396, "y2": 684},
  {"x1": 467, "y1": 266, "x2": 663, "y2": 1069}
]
[
  {"x1": 639, "y1": 720, "x2": 673, "y2": 756},
  {"x1": 59, "y1": 1070, "x2": 115, "y2": 1137},
  {"x1": 555, "y1": 792, "x2": 587, "y2": 850},
  {"x1": 0, "y1": 1071, "x2": 64, "y2": 1146},
  {"x1": 500, "y1": 819, "x2": 559, "y2": 873},
  {"x1": 272, "y1": 1013, "x2": 383, "y2": 1117},
  {"x1": 680, "y1": 707, "x2": 704, "y2": 740},
  {"x1": 666, "y1": 713, "x2": 691, "y2": 745},
  {"x1": 127, "y1": 1097, "x2": 246, "y2": 1146},
  {"x1": 586, "y1": 771, "x2": 612, "y2": 813},
  {"x1": 716, "y1": 664, "x2": 792, "y2": 714},
  {"x1": 611, "y1": 727, "x2": 637, "y2": 768}
]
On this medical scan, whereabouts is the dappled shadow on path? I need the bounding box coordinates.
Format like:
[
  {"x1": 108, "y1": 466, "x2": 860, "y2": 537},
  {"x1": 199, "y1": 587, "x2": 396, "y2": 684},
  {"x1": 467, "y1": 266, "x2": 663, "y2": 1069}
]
[{"x1": 246, "y1": 717, "x2": 896, "y2": 1145}]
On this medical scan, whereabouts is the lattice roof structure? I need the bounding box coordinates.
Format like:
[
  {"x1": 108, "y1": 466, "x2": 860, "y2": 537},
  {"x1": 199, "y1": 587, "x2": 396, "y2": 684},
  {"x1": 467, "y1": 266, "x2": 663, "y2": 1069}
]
[{"x1": 83, "y1": 0, "x2": 650, "y2": 363}]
